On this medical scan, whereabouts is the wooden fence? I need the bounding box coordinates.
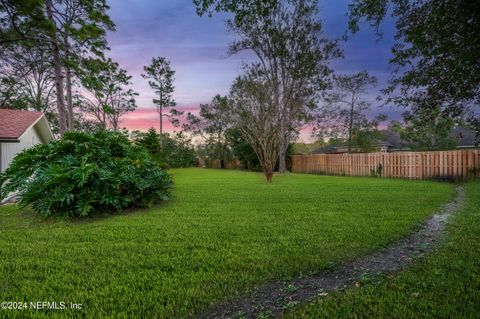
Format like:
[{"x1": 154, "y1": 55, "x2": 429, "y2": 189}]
[
  {"x1": 198, "y1": 159, "x2": 241, "y2": 169},
  {"x1": 291, "y1": 150, "x2": 480, "y2": 180}
]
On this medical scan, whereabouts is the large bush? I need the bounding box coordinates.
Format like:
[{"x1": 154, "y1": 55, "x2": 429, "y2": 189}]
[{"x1": 0, "y1": 131, "x2": 173, "y2": 218}]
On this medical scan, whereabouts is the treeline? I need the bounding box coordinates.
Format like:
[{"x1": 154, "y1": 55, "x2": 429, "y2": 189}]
[
  {"x1": 0, "y1": 0, "x2": 139, "y2": 134},
  {"x1": 1, "y1": 0, "x2": 478, "y2": 183},
  {"x1": 189, "y1": 0, "x2": 479, "y2": 181}
]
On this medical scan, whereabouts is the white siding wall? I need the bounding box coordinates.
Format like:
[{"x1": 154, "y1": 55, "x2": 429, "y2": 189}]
[{"x1": 0, "y1": 127, "x2": 43, "y2": 172}]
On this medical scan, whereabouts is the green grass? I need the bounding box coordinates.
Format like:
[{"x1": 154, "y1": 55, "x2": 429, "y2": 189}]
[
  {"x1": 0, "y1": 168, "x2": 453, "y2": 318},
  {"x1": 288, "y1": 182, "x2": 480, "y2": 318}
]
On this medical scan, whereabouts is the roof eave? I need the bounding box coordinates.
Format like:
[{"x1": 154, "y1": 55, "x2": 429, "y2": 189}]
[{"x1": 0, "y1": 138, "x2": 20, "y2": 143}]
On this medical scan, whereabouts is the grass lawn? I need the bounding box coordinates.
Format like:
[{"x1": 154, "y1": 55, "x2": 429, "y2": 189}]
[
  {"x1": 287, "y1": 182, "x2": 480, "y2": 318},
  {"x1": 0, "y1": 168, "x2": 454, "y2": 318}
]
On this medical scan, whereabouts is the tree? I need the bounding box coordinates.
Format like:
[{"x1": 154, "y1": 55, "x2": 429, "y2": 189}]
[
  {"x1": 56, "y1": 0, "x2": 115, "y2": 130},
  {"x1": 352, "y1": 114, "x2": 386, "y2": 152},
  {"x1": 0, "y1": 0, "x2": 115, "y2": 134},
  {"x1": 226, "y1": 127, "x2": 261, "y2": 171},
  {"x1": 142, "y1": 57, "x2": 176, "y2": 148},
  {"x1": 0, "y1": 44, "x2": 61, "y2": 129},
  {"x1": 230, "y1": 66, "x2": 283, "y2": 182},
  {"x1": 183, "y1": 95, "x2": 233, "y2": 168},
  {"x1": 162, "y1": 132, "x2": 197, "y2": 168},
  {"x1": 81, "y1": 58, "x2": 138, "y2": 131},
  {"x1": 347, "y1": 0, "x2": 480, "y2": 142},
  {"x1": 0, "y1": 44, "x2": 55, "y2": 111},
  {"x1": 133, "y1": 128, "x2": 161, "y2": 157},
  {"x1": 197, "y1": 0, "x2": 341, "y2": 173},
  {"x1": 314, "y1": 71, "x2": 378, "y2": 152},
  {"x1": 133, "y1": 128, "x2": 197, "y2": 169},
  {"x1": 194, "y1": 0, "x2": 279, "y2": 31},
  {"x1": 400, "y1": 106, "x2": 458, "y2": 151}
]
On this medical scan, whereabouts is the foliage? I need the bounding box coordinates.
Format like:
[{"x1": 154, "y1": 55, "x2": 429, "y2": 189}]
[
  {"x1": 0, "y1": 131, "x2": 173, "y2": 217},
  {"x1": 0, "y1": 0, "x2": 115, "y2": 134},
  {"x1": 133, "y1": 128, "x2": 162, "y2": 157},
  {"x1": 0, "y1": 169, "x2": 453, "y2": 318},
  {"x1": 348, "y1": 0, "x2": 480, "y2": 142},
  {"x1": 133, "y1": 128, "x2": 197, "y2": 169},
  {"x1": 288, "y1": 182, "x2": 480, "y2": 318},
  {"x1": 0, "y1": 44, "x2": 54, "y2": 113},
  {"x1": 353, "y1": 114, "x2": 387, "y2": 152},
  {"x1": 142, "y1": 56, "x2": 178, "y2": 146},
  {"x1": 314, "y1": 71, "x2": 380, "y2": 152},
  {"x1": 224, "y1": 0, "x2": 342, "y2": 172},
  {"x1": 230, "y1": 66, "x2": 282, "y2": 182},
  {"x1": 80, "y1": 57, "x2": 138, "y2": 131},
  {"x1": 293, "y1": 140, "x2": 327, "y2": 155},
  {"x1": 194, "y1": 0, "x2": 279, "y2": 28},
  {"x1": 226, "y1": 127, "x2": 261, "y2": 171},
  {"x1": 161, "y1": 132, "x2": 197, "y2": 168},
  {"x1": 183, "y1": 95, "x2": 234, "y2": 166},
  {"x1": 400, "y1": 106, "x2": 458, "y2": 150}
]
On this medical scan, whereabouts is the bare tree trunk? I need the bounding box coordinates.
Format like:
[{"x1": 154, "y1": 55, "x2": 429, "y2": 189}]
[
  {"x1": 159, "y1": 106, "x2": 163, "y2": 148},
  {"x1": 159, "y1": 91, "x2": 163, "y2": 148},
  {"x1": 102, "y1": 109, "x2": 106, "y2": 129},
  {"x1": 348, "y1": 96, "x2": 354, "y2": 152},
  {"x1": 46, "y1": 0, "x2": 67, "y2": 135},
  {"x1": 65, "y1": 66, "x2": 74, "y2": 130},
  {"x1": 278, "y1": 134, "x2": 288, "y2": 173},
  {"x1": 261, "y1": 160, "x2": 274, "y2": 182},
  {"x1": 63, "y1": 34, "x2": 74, "y2": 131}
]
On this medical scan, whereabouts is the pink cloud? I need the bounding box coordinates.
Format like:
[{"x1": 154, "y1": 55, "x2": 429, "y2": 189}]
[
  {"x1": 120, "y1": 107, "x2": 319, "y2": 143},
  {"x1": 120, "y1": 106, "x2": 200, "y2": 132}
]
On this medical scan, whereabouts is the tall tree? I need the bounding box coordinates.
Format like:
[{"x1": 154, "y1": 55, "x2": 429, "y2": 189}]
[
  {"x1": 81, "y1": 58, "x2": 138, "y2": 131},
  {"x1": 142, "y1": 57, "x2": 176, "y2": 148},
  {"x1": 314, "y1": 71, "x2": 378, "y2": 152},
  {"x1": 198, "y1": 0, "x2": 341, "y2": 173},
  {"x1": 0, "y1": 44, "x2": 54, "y2": 111},
  {"x1": 230, "y1": 65, "x2": 283, "y2": 182},
  {"x1": 226, "y1": 127, "x2": 261, "y2": 171},
  {"x1": 401, "y1": 105, "x2": 458, "y2": 151},
  {"x1": 347, "y1": 0, "x2": 480, "y2": 142},
  {"x1": 45, "y1": 0, "x2": 68, "y2": 133},
  {"x1": 55, "y1": 0, "x2": 114, "y2": 130},
  {"x1": 0, "y1": 44, "x2": 60, "y2": 129},
  {"x1": 194, "y1": 0, "x2": 279, "y2": 29},
  {"x1": 182, "y1": 95, "x2": 233, "y2": 168},
  {"x1": 0, "y1": 0, "x2": 115, "y2": 134}
]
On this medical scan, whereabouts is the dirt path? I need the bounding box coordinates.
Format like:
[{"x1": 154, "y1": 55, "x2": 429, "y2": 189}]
[{"x1": 199, "y1": 186, "x2": 465, "y2": 319}]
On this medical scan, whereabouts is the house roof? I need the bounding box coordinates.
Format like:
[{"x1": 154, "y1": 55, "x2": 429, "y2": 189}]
[
  {"x1": 312, "y1": 144, "x2": 347, "y2": 154},
  {"x1": 452, "y1": 127, "x2": 477, "y2": 147},
  {"x1": 379, "y1": 130, "x2": 406, "y2": 149},
  {"x1": 0, "y1": 109, "x2": 53, "y2": 142}
]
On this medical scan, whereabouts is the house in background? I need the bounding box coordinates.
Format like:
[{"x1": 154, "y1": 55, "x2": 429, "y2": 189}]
[
  {"x1": 0, "y1": 109, "x2": 53, "y2": 172},
  {"x1": 311, "y1": 127, "x2": 478, "y2": 154}
]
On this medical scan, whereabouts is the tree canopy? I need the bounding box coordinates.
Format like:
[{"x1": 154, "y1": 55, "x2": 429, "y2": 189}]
[{"x1": 348, "y1": 0, "x2": 480, "y2": 141}]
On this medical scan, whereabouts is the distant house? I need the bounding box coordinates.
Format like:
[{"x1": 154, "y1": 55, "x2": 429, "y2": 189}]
[
  {"x1": 0, "y1": 109, "x2": 53, "y2": 172},
  {"x1": 377, "y1": 130, "x2": 407, "y2": 152},
  {"x1": 452, "y1": 127, "x2": 478, "y2": 149},
  {"x1": 311, "y1": 127, "x2": 478, "y2": 154},
  {"x1": 312, "y1": 144, "x2": 350, "y2": 154}
]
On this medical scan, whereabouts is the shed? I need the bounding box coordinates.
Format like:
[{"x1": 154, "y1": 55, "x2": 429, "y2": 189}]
[{"x1": 0, "y1": 109, "x2": 53, "y2": 172}]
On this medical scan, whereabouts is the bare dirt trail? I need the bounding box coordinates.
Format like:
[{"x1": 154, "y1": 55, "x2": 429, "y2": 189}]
[{"x1": 199, "y1": 186, "x2": 465, "y2": 319}]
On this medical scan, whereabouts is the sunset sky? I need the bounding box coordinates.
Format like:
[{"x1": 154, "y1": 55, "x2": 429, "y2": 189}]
[{"x1": 106, "y1": 0, "x2": 398, "y2": 142}]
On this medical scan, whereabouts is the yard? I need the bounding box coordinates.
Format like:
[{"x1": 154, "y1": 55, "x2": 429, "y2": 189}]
[
  {"x1": 288, "y1": 182, "x2": 480, "y2": 318},
  {"x1": 0, "y1": 168, "x2": 456, "y2": 318}
]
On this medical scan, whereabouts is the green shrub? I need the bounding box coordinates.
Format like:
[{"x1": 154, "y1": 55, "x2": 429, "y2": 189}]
[{"x1": 0, "y1": 131, "x2": 173, "y2": 218}]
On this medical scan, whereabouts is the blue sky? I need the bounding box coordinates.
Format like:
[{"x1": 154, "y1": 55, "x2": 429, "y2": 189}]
[{"x1": 107, "y1": 0, "x2": 399, "y2": 139}]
